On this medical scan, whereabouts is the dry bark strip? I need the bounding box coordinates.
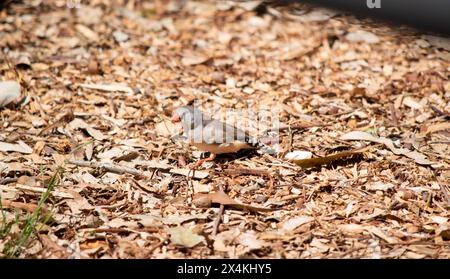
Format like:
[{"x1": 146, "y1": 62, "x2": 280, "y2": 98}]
[
  {"x1": 1, "y1": 199, "x2": 49, "y2": 214},
  {"x1": 67, "y1": 159, "x2": 209, "y2": 179}
]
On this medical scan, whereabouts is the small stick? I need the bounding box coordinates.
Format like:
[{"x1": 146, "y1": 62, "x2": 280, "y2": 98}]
[
  {"x1": 1, "y1": 199, "x2": 49, "y2": 214},
  {"x1": 67, "y1": 159, "x2": 145, "y2": 177},
  {"x1": 145, "y1": 236, "x2": 169, "y2": 256},
  {"x1": 2, "y1": 184, "x2": 74, "y2": 199},
  {"x1": 212, "y1": 182, "x2": 225, "y2": 236},
  {"x1": 261, "y1": 122, "x2": 329, "y2": 135},
  {"x1": 224, "y1": 167, "x2": 275, "y2": 194},
  {"x1": 0, "y1": 177, "x2": 18, "y2": 185}
]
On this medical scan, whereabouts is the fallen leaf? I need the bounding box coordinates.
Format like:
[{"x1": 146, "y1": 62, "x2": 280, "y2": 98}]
[
  {"x1": 424, "y1": 35, "x2": 450, "y2": 51},
  {"x1": 420, "y1": 122, "x2": 450, "y2": 136},
  {"x1": 282, "y1": 216, "x2": 314, "y2": 231},
  {"x1": 341, "y1": 131, "x2": 433, "y2": 165},
  {"x1": 75, "y1": 24, "x2": 99, "y2": 41},
  {"x1": 193, "y1": 190, "x2": 278, "y2": 213},
  {"x1": 155, "y1": 120, "x2": 177, "y2": 137},
  {"x1": 161, "y1": 214, "x2": 209, "y2": 225},
  {"x1": 366, "y1": 181, "x2": 395, "y2": 192},
  {"x1": 40, "y1": 110, "x2": 74, "y2": 135},
  {"x1": 366, "y1": 226, "x2": 397, "y2": 244},
  {"x1": 0, "y1": 141, "x2": 33, "y2": 154},
  {"x1": 181, "y1": 53, "x2": 210, "y2": 66},
  {"x1": 238, "y1": 231, "x2": 267, "y2": 250},
  {"x1": 346, "y1": 30, "x2": 380, "y2": 44},
  {"x1": 68, "y1": 118, "x2": 105, "y2": 140},
  {"x1": 429, "y1": 216, "x2": 448, "y2": 225},
  {"x1": 167, "y1": 226, "x2": 205, "y2": 248},
  {"x1": 403, "y1": 96, "x2": 423, "y2": 110},
  {"x1": 284, "y1": 150, "x2": 312, "y2": 160},
  {"x1": 113, "y1": 30, "x2": 129, "y2": 43},
  {"x1": 338, "y1": 224, "x2": 366, "y2": 234},
  {"x1": 170, "y1": 168, "x2": 209, "y2": 179},
  {"x1": 192, "y1": 181, "x2": 211, "y2": 193},
  {"x1": 292, "y1": 146, "x2": 369, "y2": 168},
  {"x1": 0, "y1": 80, "x2": 20, "y2": 108},
  {"x1": 79, "y1": 83, "x2": 133, "y2": 93},
  {"x1": 291, "y1": 8, "x2": 338, "y2": 22}
]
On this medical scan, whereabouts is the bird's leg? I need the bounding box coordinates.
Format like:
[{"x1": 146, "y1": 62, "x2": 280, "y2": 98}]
[{"x1": 190, "y1": 153, "x2": 216, "y2": 169}]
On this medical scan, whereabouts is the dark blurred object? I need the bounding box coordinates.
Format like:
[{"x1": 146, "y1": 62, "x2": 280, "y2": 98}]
[
  {"x1": 264, "y1": 0, "x2": 450, "y2": 35},
  {"x1": 0, "y1": 0, "x2": 19, "y2": 10}
]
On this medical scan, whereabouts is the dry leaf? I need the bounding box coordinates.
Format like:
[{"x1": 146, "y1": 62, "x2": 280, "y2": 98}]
[
  {"x1": 366, "y1": 181, "x2": 395, "y2": 192},
  {"x1": 346, "y1": 30, "x2": 380, "y2": 44},
  {"x1": 338, "y1": 224, "x2": 366, "y2": 234},
  {"x1": 0, "y1": 80, "x2": 20, "y2": 108},
  {"x1": 0, "y1": 141, "x2": 33, "y2": 154},
  {"x1": 340, "y1": 131, "x2": 433, "y2": 165},
  {"x1": 238, "y1": 232, "x2": 267, "y2": 250},
  {"x1": 75, "y1": 24, "x2": 99, "y2": 41},
  {"x1": 292, "y1": 147, "x2": 369, "y2": 168},
  {"x1": 292, "y1": 8, "x2": 338, "y2": 22},
  {"x1": 282, "y1": 216, "x2": 314, "y2": 231},
  {"x1": 193, "y1": 190, "x2": 278, "y2": 213},
  {"x1": 284, "y1": 150, "x2": 312, "y2": 160},
  {"x1": 181, "y1": 53, "x2": 210, "y2": 66},
  {"x1": 79, "y1": 83, "x2": 133, "y2": 93},
  {"x1": 424, "y1": 35, "x2": 450, "y2": 51},
  {"x1": 170, "y1": 168, "x2": 209, "y2": 179},
  {"x1": 167, "y1": 226, "x2": 205, "y2": 248},
  {"x1": 420, "y1": 122, "x2": 450, "y2": 136}
]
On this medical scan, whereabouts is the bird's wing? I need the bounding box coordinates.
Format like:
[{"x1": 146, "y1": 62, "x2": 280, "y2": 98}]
[{"x1": 189, "y1": 118, "x2": 257, "y2": 146}]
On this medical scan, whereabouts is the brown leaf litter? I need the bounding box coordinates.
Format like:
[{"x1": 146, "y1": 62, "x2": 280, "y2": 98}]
[{"x1": 0, "y1": 0, "x2": 449, "y2": 259}]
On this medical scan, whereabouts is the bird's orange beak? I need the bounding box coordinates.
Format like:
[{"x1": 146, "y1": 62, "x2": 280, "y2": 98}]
[{"x1": 171, "y1": 114, "x2": 181, "y2": 123}]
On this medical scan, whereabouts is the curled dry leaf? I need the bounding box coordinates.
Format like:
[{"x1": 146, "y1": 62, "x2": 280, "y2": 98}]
[
  {"x1": 0, "y1": 80, "x2": 21, "y2": 108},
  {"x1": 340, "y1": 131, "x2": 433, "y2": 165},
  {"x1": 167, "y1": 226, "x2": 205, "y2": 248},
  {"x1": 284, "y1": 150, "x2": 312, "y2": 160},
  {"x1": 238, "y1": 231, "x2": 267, "y2": 250},
  {"x1": 292, "y1": 146, "x2": 369, "y2": 168},
  {"x1": 366, "y1": 181, "x2": 395, "y2": 192},
  {"x1": 193, "y1": 190, "x2": 279, "y2": 213},
  {"x1": 419, "y1": 122, "x2": 450, "y2": 136},
  {"x1": 0, "y1": 141, "x2": 33, "y2": 154},
  {"x1": 345, "y1": 30, "x2": 380, "y2": 44},
  {"x1": 281, "y1": 216, "x2": 314, "y2": 231},
  {"x1": 289, "y1": 8, "x2": 338, "y2": 22},
  {"x1": 79, "y1": 83, "x2": 133, "y2": 93},
  {"x1": 39, "y1": 110, "x2": 74, "y2": 135},
  {"x1": 170, "y1": 168, "x2": 209, "y2": 179},
  {"x1": 181, "y1": 53, "x2": 210, "y2": 66},
  {"x1": 75, "y1": 24, "x2": 99, "y2": 42},
  {"x1": 424, "y1": 35, "x2": 450, "y2": 51},
  {"x1": 84, "y1": 126, "x2": 106, "y2": 141}
]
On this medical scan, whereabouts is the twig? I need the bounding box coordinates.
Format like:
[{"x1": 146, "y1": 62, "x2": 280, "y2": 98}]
[
  {"x1": 67, "y1": 159, "x2": 145, "y2": 177},
  {"x1": 2, "y1": 184, "x2": 74, "y2": 199},
  {"x1": 145, "y1": 236, "x2": 169, "y2": 256},
  {"x1": 38, "y1": 110, "x2": 74, "y2": 136},
  {"x1": 212, "y1": 182, "x2": 225, "y2": 237},
  {"x1": 0, "y1": 177, "x2": 18, "y2": 185},
  {"x1": 261, "y1": 122, "x2": 329, "y2": 135},
  {"x1": 223, "y1": 167, "x2": 275, "y2": 193},
  {"x1": 0, "y1": 199, "x2": 49, "y2": 214},
  {"x1": 439, "y1": 184, "x2": 450, "y2": 207}
]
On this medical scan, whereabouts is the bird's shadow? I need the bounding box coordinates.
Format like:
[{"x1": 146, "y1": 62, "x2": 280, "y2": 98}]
[{"x1": 203, "y1": 149, "x2": 260, "y2": 165}]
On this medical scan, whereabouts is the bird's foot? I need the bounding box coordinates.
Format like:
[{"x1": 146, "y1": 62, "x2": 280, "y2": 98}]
[{"x1": 190, "y1": 153, "x2": 216, "y2": 169}]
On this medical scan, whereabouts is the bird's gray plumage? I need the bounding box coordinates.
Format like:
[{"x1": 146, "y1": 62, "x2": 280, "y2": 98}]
[{"x1": 172, "y1": 106, "x2": 259, "y2": 147}]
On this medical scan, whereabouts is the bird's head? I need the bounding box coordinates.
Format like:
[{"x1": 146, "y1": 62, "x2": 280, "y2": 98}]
[{"x1": 171, "y1": 106, "x2": 204, "y2": 129}]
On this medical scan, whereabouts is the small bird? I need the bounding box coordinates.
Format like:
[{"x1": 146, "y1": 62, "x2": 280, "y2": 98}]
[{"x1": 171, "y1": 106, "x2": 264, "y2": 168}]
